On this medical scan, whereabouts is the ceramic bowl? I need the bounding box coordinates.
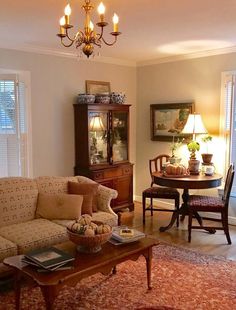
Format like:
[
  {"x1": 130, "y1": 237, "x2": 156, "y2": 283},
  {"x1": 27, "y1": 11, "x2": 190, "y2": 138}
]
[
  {"x1": 95, "y1": 94, "x2": 110, "y2": 104},
  {"x1": 77, "y1": 94, "x2": 95, "y2": 104},
  {"x1": 110, "y1": 92, "x2": 126, "y2": 104}
]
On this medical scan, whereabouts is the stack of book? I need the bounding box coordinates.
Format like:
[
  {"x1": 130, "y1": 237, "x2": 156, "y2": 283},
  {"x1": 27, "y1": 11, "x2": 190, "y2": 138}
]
[
  {"x1": 111, "y1": 227, "x2": 145, "y2": 244},
  {"x1": 22, "y1": 247, "x2": 75, "y2": 272}
]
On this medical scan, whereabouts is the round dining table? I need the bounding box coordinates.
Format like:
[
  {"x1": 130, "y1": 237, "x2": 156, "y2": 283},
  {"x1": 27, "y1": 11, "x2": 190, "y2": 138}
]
[{"x1": 152, "y1": 172, "x2": 222, "y2": 232}]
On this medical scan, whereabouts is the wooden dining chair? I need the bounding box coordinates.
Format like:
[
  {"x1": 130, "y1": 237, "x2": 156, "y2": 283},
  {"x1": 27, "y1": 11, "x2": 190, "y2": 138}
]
[
  {"x1": 187, "y1": 164, "x2": 235, "y2": 244},
  {"x1": 142, "y1": 154, "x2": 180, "y2": 225}
]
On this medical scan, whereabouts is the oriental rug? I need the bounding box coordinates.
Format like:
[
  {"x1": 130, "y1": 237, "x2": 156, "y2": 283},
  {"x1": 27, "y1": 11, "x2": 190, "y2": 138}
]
[{"x1": 0, "y1": 243, "x2": 236, "y2": 310}]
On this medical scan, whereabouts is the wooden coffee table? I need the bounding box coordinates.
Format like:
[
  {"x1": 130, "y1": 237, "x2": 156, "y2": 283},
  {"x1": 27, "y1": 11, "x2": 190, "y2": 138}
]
[{"x1": 4, "y1": 237, "x2": 158, "y2": 310}]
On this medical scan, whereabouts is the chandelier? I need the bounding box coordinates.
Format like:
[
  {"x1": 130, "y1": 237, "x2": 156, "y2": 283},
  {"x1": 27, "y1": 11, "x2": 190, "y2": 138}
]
[{"x1": 57, "y1": 1, "x2": 121, "y2": 58}]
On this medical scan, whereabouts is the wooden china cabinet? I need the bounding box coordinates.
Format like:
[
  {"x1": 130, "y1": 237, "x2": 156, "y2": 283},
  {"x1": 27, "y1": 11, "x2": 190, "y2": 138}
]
[{"x1": 73, "y1": 103, "x2": 134, "y2": 212}]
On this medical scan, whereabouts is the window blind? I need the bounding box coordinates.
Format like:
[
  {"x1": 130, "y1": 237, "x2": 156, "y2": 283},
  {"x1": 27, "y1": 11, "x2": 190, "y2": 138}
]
[
  {"x1": 0, "y1": 75, "x2": 28, "y2": 177},
  {"x1": 222, "y1": 74, "x2": 236, "y2": 196}
]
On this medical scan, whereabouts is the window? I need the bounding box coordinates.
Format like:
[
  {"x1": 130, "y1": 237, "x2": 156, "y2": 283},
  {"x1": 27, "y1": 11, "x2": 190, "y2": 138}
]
[
  {"x1": 221, "y1": 72, "x2": 236, "y2": 196},
  {"x1": 0, "y1": 73, "x2": 31, "y2": 177}
]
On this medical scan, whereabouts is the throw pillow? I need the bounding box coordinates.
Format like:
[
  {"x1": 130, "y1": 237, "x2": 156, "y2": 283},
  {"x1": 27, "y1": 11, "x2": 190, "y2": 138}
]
[
  {"x1": 68, "y1": 182, "x2": 99, "y2": 214},
  {"x1": 36, "y1": 193, "x2": 83, "y2": 220}
]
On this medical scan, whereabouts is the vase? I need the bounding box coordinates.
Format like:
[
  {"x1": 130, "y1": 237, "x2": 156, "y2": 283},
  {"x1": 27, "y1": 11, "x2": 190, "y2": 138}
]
[
  {"x1": 188, "y1": 159, "x2": 200, "y2": 175},
  {"x1": 201, "y1": 153, "x2": 213, "y2": 164}
]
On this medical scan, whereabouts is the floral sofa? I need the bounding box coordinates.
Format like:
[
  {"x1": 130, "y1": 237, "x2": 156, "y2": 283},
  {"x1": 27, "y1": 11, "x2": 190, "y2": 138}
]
[{"x1": 0, "y1": 176, "x2": 118, "y2": 275}]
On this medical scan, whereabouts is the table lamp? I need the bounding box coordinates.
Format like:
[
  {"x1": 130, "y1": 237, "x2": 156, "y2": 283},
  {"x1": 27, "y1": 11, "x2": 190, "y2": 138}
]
[
  {"x1": 89, "y1": 115, "x2": 105, "y2": 161},
  {"x1": 181, "y1": 113, "x2": 207, "y2": 174}
]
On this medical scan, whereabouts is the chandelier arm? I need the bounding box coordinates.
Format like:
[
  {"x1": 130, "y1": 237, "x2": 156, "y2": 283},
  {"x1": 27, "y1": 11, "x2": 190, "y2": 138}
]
[
  {"x1": 101, "y1": 35, "x2": 118, "y2": 46},
  {"x1": 96, "y1": 26, "x2": 104, "y2": 41},
  {"x1": 64, "y1": 28, "x2": 83, "y2": 43},
  {"x1": 60, "y1": 37, "x2": 75, "y2": 48},
  {"x1": 93, "y1": 41, "x2": 102, "y2": 48}
]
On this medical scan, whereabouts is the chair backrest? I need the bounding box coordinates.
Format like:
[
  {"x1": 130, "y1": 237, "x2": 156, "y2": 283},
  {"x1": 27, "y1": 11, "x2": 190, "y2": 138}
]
[
  {"x1": 223, "y1": 164, "x2": 235, "y2": 203},
  {"x1": 149, "y1": 154, "x2": 170, "y2": 186}
]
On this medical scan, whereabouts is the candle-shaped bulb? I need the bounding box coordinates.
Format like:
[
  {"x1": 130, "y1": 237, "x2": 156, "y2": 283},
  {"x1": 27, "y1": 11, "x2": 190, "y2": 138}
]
[
  {"x1": 90, "y1": 21, "x2": 94, "y2": 31},
  {"x1": 98, "y1": 2, "x2": 105, "y2": 22},
  {"x1": 60, "y1": 16, "x2": 66, "y2": 26},
  {"x1": 64, "y1": 4, "x2": 71, "y2": 25},
  {"x1": 98, "y1": 2, "x2": 105, "y2": 14},
  {"x1": 59, "y1": 16, "x2": 66, "y2": 35},
  {"x1": 64, "y1": 4, "x2": 71, "y2": 16},
  {"x1": 113, "y1": 13, "x2": 119, "y2": 32}
]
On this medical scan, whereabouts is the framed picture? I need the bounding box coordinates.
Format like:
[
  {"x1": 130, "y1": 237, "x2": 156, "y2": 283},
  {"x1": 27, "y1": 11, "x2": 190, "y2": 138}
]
[
  {"x1": 86, "y1": 80, "x2": 111, "y2": 94},
  {"x1": 150, "y1": 102, "x2": 195, "y2": 141}
]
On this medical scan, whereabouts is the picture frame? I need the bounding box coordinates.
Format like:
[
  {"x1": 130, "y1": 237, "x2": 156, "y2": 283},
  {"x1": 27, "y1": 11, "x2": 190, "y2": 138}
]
[
  {"x1": 150, "y1": 102, "x2": 195, "y2": 141},
  {"x1": 86, "y1": 80, "x2": 111, "y2": 94}
]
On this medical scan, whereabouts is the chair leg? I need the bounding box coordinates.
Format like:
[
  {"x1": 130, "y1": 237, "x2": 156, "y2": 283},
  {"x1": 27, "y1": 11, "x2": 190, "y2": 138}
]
[
  {"x1": 150, "y1": 197, "x2": 153, "y2": 217},
  {"x1": 188, "y1": 209, "x2": 193, "y2": 243},
  {"x1": 175, "y1": 196, "x2": 180, "y2": 228},
  {"x1": 142, "y1": 193, "x2": 146, "y2": 224},
  {"x1": 222, "y1": 211, "x2": 231, "y2": 244}
]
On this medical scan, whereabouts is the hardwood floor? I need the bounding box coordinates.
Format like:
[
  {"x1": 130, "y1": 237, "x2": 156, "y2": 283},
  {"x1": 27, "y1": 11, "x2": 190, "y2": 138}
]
[{"x1": 128, "y1": 201, "x2": 236, "y2": 261}]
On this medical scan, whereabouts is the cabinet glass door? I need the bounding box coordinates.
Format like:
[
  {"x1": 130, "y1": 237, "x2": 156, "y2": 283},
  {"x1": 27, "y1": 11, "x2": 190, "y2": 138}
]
[
  {"x1": 112, "y1": 111, "x2": 128, "y2": 163},
  {"x1": 89, "y1": 112, "x2": 108, "y2": 165}
]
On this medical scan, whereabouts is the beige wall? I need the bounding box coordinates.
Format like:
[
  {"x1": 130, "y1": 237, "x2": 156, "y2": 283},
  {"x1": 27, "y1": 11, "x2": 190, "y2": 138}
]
[
  {"x1": 136, "y1": 52, "x2": 236, "y2": 199},
  {"x1": 0, "y1": 48, "x2": 136, "y2": 177}
]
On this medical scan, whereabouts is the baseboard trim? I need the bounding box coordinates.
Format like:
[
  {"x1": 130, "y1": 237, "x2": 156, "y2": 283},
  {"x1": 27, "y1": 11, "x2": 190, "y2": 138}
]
[{"x1": 134, "y1": 195, "x2": 236, "y2": 226}]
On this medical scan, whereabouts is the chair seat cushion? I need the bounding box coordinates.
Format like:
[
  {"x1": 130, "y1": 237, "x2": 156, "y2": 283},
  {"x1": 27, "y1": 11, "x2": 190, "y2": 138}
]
[
  {"x1": 188, "y1": 195, "x2": 224, "y2": 211},
  {"x1": 143, "y1": 186, "x2": 179, "y2": 198}
]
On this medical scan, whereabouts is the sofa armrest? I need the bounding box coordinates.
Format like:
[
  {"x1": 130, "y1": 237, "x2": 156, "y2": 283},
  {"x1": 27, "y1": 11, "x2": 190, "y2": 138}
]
[
  {"x1": 97, "y1": 184, "x2": 118, "y2": 216},
  {"x1": 76, "y1": 176, "x2": 118, "y2": 217}
]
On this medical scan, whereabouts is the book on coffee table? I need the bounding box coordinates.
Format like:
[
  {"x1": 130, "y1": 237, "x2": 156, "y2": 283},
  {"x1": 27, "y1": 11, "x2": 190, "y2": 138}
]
[
  {"x1": 23, "y1": 247, "x2": 75, "y2": 271},
  {"x1": 111, "y1": 227, "x2": 145, "y2": 244}
]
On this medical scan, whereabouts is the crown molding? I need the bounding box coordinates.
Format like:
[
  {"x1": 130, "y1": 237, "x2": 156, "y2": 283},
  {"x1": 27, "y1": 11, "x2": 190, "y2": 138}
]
[
  {"x1": 2, "y1": 43, "x2": 236, "y2": 68},
  {"x1": 0, "y1": 44, "x2": 136, "y2": 67},
  {"x1": 137, "y1": 45, "x2": 236, "y2": 67}
]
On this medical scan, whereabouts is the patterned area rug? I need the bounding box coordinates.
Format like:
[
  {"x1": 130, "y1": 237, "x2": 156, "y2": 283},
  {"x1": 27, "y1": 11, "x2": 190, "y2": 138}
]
[{"x1": 0, "y1": 243, "x2": 236, "y2": 310}]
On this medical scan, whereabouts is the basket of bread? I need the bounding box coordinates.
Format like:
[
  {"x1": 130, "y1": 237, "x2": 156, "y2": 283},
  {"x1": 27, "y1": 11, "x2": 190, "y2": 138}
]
[{"x1": 67, "y1": 215, "x2": 112, "y2": 253}]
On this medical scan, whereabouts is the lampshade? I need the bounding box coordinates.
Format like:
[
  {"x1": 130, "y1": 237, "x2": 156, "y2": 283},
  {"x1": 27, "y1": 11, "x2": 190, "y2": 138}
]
[
  {"x1": 89, "y1": 115, "x2": 105, "y2": 131},
  {"x1": 181, "y1": 114, "x2": 207, "y2": 139}
]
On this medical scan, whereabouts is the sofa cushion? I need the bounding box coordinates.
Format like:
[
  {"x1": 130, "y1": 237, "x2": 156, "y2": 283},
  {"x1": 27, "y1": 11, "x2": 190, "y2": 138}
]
[
  {"x1": 52, "y1": 211, "x2": 118, "y2": 227},
  {"x1": 36, "y1": 193, "x2": 83, "y2": 220},
  {"x1": 0, "y1": 236, "x2": 17, "y2": 262},
  {"x1": 0, "y1": 177, "x2": 38, "y2": 227},
  {"x1": 0, "y1": 219, "x2": 68, "y2": 254},
  {"x1": 68, "y1": 182, "x2": 99, "y2": 214},
  {"x1": 36, "y1": 176, "x2": 78, "y2": 195}
]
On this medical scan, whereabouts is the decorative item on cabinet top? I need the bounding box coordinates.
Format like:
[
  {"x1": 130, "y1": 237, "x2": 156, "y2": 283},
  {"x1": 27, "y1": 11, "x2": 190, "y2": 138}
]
[
  {"x1": 86, "y1": 80, "x2": 111, "y2": 95},
  {"x1": 77, "y1": 94, "x2": 96, "y2": 104}
]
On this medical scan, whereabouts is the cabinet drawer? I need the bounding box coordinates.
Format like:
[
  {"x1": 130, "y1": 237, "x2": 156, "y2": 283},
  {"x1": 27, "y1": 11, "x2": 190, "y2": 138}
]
[
  {"x1": 102, "y1": 167, "x2": 122, "y2": 178},
  {"x1": 122, "y1": 165, "x2": 132, "y2": 175},
  {"x1": 93, "y1": 171, "x2": 104, "y2": 180}
]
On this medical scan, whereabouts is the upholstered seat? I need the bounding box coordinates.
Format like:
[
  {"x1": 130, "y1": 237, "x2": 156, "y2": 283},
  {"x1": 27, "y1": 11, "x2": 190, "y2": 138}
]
[
  {"x1": 142, "y1": 154, "x2": 180, "y2": 225},
  {"x1": 143, "y1": 186, "x2": 179, "y2": 198},
  {"x1": 187, "y1": 164, "x2": 235, "y2": 244},
  {"x1": 188, "y1": 195, "x2": 224, "y2": 211}
]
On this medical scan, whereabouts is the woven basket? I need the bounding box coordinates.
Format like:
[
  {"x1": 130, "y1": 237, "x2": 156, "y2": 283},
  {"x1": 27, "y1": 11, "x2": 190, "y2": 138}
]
[{"x1": 67, "y1": 222, "x2": 112, "y2": 253}]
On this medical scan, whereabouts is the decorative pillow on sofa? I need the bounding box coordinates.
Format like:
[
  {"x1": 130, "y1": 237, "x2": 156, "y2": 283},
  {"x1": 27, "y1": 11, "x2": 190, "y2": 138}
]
[
  {"x1": 36, "y1": 193, "x2": 83, "y2": 220},
  {"x1": 68, "y1": 182, "x2": 99, "y2": 215}
]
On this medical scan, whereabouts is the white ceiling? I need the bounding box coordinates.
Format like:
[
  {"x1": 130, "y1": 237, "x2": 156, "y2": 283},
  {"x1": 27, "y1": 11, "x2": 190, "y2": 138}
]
[{"x1": 1, "y1": 0, "x2": 236, "y2": 65}]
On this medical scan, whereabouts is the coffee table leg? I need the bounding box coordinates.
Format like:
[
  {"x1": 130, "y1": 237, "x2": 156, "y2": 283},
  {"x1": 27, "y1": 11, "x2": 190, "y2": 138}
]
[
  {"x1": 144, "y1": 247, "x2": 152, "y2": 290},
  {"x1": 14, "y1": 270, "x2": 21, "y2": 310},
  {"x1": 40, "y1": 286, "x2": 57, "y2": 310}
]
